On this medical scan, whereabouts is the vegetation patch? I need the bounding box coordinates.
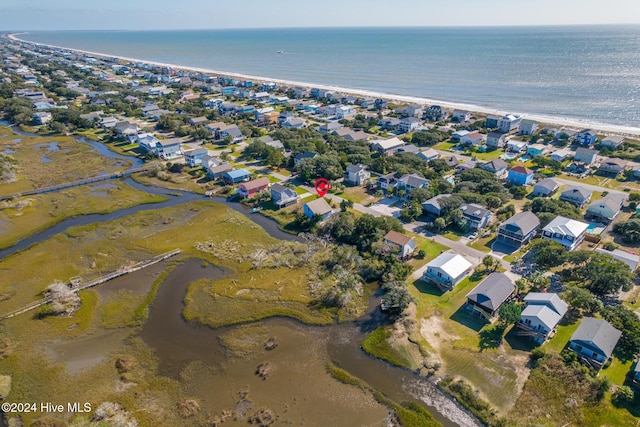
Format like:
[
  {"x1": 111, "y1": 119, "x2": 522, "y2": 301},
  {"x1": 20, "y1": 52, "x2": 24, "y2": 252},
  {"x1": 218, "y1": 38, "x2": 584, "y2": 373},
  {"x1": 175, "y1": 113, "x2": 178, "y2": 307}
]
[
  {"x1": 362, "y1": 327, "x2": 412, "y2": 369},
  {"x1": 439, "y1": 376, "x2": 504, "y2": 427}
]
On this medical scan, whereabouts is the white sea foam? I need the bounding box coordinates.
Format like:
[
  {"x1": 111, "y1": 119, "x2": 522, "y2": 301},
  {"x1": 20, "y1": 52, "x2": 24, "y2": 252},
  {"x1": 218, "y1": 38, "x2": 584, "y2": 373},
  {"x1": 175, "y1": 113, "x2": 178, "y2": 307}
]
[{"x1": 9, "y1": 32, "x2": 640, "y2": 137}]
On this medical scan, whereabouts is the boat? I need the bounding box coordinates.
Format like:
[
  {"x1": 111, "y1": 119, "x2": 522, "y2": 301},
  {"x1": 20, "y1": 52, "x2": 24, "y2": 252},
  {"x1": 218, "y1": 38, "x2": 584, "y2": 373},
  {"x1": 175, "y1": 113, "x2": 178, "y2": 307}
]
[{"x1": 276, "y1": 50, "x2": 284, "y2": 54}]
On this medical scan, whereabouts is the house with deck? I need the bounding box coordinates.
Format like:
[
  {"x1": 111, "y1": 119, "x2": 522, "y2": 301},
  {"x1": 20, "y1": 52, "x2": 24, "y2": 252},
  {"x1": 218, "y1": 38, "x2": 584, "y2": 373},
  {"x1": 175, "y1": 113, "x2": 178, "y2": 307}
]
[
  {"x1": 541, "y1": 216, "x2": 589, "y2": 251},
  {"x1": 532, "y1": 178, "x2": 559, "y2": 197},
  {"x1": 383, "y1": 231, "x2": 416, "y2": 258},
  {"x1": 518, "y1": 293, "x2": 568, "y2": 344},
  {"x1": 452, "y1": 110, "x2": 471, "y2": 122},
  {"x1": 599, "y1": 158, "x2": 627, "y2": 177},
  {"x1": 519, "y1": 119, "x2": 538, "y2": 135},
  {"x1": 585, "y1": 194, "x2": 625, "y2": 223},
  {"x1": 424, "y1": 105, "x2": 447, "y2": 122},
  {"x1": 460, "y1": 203, "x2": 492, "y2": 230},
  {"x1": 574, "y1": 147, "x2": 598, "y2": 165},
  {"x1": 372, "y1": 137, "x2": 405, "y2": 156},
  {"x1": 344, "y1": 164, "x2": 371, "y2": 186},
  {"x1": 486, "y1": 132, "x2": 506, "y2": 149},
  {"x1": 154, "y1": 138, "x2": 182, "y2": 160},
  {"x1": 237, "y1": 177, "x2": 270, "y2": 199},
  {"x1": 481, "y1": 159, "x2": 508, "y2": 179},
  {"x1": 526, "y1": 144, "x2": 547, "y2": 158},
  {"x1": 223, "y1": 169, "x2": 251, "y2": 185},
  {"x1": 498, "y1": 114, "x2": 522, "y2": 133},
  {"x1": 418, "y1": 148, "x2": 439, "y2": 162},
  {"x1": 399, "y1": 117, "x2": 420, "y2": 133},
  {"x1": 422, "y1": 194, "x2": 452, "y2": 217},
  {"x1": 559, "y1": 186, "x2": 592, "y2": 207},
  {"x1": 303, "y1": 198, "x2": 334, "y2": 221},
  {"x1": 422, "y1": 252, "x2": 473, "y2": 291},
  {"x1": 460, "y1": 131, "x2": 486, "y2": 146},
  {"x1": 376, "y1": 173, "x2": 399, "y2": 193},
  {"x1": 569, "y1": 317, "x2": 621, "y2": 370},
  {"x1": 497, "y1": 211, "x2": 540, "y2": 247},
  {"x1": 318, "y1": 121, "x2": 343, "y2": 134},
  {"x1": 397, "y1": 174, "x2": 428, "y2": 192},
  {"x1": 576, "y1": 129, "x2": 598, "y2": 146},
  {"x1": 270, "y1": 184, "x2": 299, "y2": 208},
  {"x1": 550, "y1": 148, "x2": 573, "y2": 162},
  {"x1": 600, "y1": 135, "x2": 625, "y2": 150},
  {"x1": 184, "y1": 148, "x2": 208, "y2": 167},
  {"x1": 507, "y1": 140, "x2": 527, "y2": 153},
  {"x1": 465, "y1": 273, "x2": 516, "y2": 320}
]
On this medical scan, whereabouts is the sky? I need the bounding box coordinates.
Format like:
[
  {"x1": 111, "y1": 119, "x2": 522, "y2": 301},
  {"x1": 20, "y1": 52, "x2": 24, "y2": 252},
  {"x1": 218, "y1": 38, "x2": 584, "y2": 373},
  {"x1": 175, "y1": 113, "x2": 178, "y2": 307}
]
[{"x1": 1, "y1": 0, "x2": 639, "y2": 31}]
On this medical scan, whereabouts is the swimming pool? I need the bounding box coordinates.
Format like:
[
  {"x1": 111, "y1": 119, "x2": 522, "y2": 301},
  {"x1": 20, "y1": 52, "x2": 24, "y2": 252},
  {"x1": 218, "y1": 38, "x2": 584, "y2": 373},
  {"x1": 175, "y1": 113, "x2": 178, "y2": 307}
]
[{"x1": 586, "y1": 224, "x2": 598, "y2": 233}]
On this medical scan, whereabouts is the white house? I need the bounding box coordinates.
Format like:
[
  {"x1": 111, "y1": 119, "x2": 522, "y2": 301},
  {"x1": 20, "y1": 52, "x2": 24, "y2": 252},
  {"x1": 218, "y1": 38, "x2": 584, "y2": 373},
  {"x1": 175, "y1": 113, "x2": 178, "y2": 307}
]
[
  {"x1": 518, "y1": 293, "x2": 568, "y2": 343},
  {"x1": 383, "y1": 231, "x2": 416, "y2": 258},
  {"x1": 541, "y1": 216, "x2": 589, "y2": 251},
  {"x1": 422, "y1": 252, "x2": 473, "y2": 291}
]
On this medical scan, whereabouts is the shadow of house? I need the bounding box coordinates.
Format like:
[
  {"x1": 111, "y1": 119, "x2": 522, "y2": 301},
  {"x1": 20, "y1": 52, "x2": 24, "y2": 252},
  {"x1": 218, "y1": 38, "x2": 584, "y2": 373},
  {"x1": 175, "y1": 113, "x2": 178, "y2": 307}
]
[{"x1": 450, "y1": 306, "x2": 484, "y2": 332}]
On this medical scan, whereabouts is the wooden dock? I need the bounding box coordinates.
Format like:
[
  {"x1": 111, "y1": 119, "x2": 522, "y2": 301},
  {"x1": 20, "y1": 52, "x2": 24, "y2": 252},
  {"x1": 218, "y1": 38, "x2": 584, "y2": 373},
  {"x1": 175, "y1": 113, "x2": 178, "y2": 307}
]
[
  {"x1": 0, "y1": 165, "x2": 152, "y2": 202},
  {"x1": 0, "y1": 249, "x2": 180, "y2": 320}
]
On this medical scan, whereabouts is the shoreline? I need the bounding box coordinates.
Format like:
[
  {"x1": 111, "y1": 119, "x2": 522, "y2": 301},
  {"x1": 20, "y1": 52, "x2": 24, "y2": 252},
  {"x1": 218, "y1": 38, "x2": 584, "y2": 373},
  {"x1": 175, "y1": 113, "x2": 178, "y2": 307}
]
[{"x1": 8, "y1": 32, "x2": 640, "y2": 137}]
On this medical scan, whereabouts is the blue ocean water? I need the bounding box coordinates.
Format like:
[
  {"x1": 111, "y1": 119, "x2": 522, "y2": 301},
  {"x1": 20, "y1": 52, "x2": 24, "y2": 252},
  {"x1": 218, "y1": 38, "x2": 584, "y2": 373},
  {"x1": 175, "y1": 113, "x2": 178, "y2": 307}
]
[{"x1": 19, "y1": 26, "x2": 640, "y2": 128}]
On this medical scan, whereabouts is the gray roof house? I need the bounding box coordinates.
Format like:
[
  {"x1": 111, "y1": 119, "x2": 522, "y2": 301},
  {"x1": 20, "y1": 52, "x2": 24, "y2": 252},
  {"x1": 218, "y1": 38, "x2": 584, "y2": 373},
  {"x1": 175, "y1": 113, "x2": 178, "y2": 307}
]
[
  {"x1": 599, "y1": 157, "x2": 628, "y2": 177},
  {"x1": 518, "y1": 293, "x2": 569, "y2": 344},
  {"x1": 397, "y1": 174, "x2": 429, "y2": 192},
  {"x1": 497, "y1": 211, "x2": 540, "y2": 247},
  {"x1": 422, "y1": 252, "x2": 473, "y2": 291},
  {"x1": 418, "y1": 148, "x2": 439, "y2": 162},
  {"x1": 541, "y1": 215, "x2": 589, "y2": 251},
  {"x1": 344, "y1": 164, "x2": 371, "y2": 186},
  {"x1": 422, "y1": 194, "x2": 452, "y2": 217},
  {"x1": 559, "y1": 186, "x2": 593, "y2": 208},
  {"x1": 303, "y1": 198, "x2": 334, "y2": 221},
  {"x1": 569, "y1": 317, "x2": 622, "y2": 369},
  {"x1": 270, "y1": 183, "x2": 299, "y2": 208},
  {"x1": 465, "y1": 273, "x2": 516, "y2": 320},
  {"x1": 585, "y1": 194, "x2": 625, "y2": 223},
  {"x1": 574, "y1": 147, "x2": 598, "y2": 165},
  {"x1": 460, "y1": 203, "x2": 492, "y2": 230},
  {"x1": 532, "y1": 178, "x2": 559, "y2": 197},
  {"x1": 486, "y1": 131, "x2": 506, "y2": 149},
  {"x1": 595, "y1": 248, "x2": 640, "y2": 272},
  {"x1": 600, "y1": 135, "x2": 625, "y2": 149},
  {"x1": 372, "y1": 137, "x2": 406, "y2": 156},
  {"x1": 481, "y1": 159, "x2": 508, "y2": 178}
]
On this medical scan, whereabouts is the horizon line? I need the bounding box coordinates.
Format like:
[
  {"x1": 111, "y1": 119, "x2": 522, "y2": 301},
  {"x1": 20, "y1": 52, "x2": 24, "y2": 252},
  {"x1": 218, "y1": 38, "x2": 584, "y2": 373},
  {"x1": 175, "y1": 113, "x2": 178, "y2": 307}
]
[{"x1": 4, "y1": 22, "x2": 640, "y2": 32}]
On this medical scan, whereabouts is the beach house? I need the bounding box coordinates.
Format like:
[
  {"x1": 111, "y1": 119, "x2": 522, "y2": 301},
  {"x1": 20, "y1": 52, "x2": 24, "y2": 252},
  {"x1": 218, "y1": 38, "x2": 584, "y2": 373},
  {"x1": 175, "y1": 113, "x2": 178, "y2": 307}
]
[
  {"x1": 480, "y1": 159, "x2": 508, "y2": 178},
  {"x1": 184, "y1": 148, "x2": 208, "y2": 167},
  {"x1": 574, "y1": 147, "x2": 598, "y2": 165},
  {"x1": 222, "y1": 169, "x2": 251, "y2": 185},
  {"x1": 303, "y1": 198, "x2": 334, "y2": 221},
  {"x1": 486, "y1": 132, "x2": 506, "y2": 149},
  {"x1": 270, "y1": 184, "x2": 299, "y2": 209},
  {"x1": 559, "y1": 186, "x2": 592, "y2": 207},
  {"x1": 497, "y1": 211, "x2": 540, "y2": 247},
  {"x1": 459, "y1": 203, "x2": 492, "y2": 230},
  {"x1": 600, "y1": 135, "x2": 625, "y2": 150},
  {"x1": 422, "y1": 252, "x2": 473, "y2": 291},
  {"x1": 460, "y1": 131, "x2": 486, "y2": 146},
  {"x1": 452, "y1": 110, "x2": 471, "y2": 122},
  {"x1": 518, "y1": 293, "x2": 568, "y2": 343},
  {"x1": 371, "y1": 137, "x2": 405, "y2": 156},
  {"x1": 599, "y1": 157, "x2": 628, "y2": 177},
  {"x1": 237, "y1": 177, "x2": 270, "y2": 199},
  {"x1": 526, "y1": 144, "x2": 547, "y2": 158},
  {"x1": 383, "y1": 231, "x2": 416, "y2": 259},
  {"x1": 585, "y1": 194, "x2": 625, "y2": 223},
  {"x1": 154, "y1": 138, "x2": 182, "y2": 160},
  {"x1": 550, "y1": 148, "x2": 573, "y2": 162},
  {"x1": 422, "y1": 194, "x2": 452, "y2": 217},
  {"x1": 507, "y1": 165, "x2": 534, "y2": 186},
  {"x1": 418, "y1": 148, "x2": 439, "y2": 162},
  {"x1": 541, "y1": 216, "x2": 589, "y2": 251},
  {"x1": 465, "y1": 273, "x2": 516, "y2": 320},
  {"x1": 569, "y1": 317, "x2": 621, "y2": 370},
  {"x1": 532, "y1": 178, "x2": 559, "y2": 197},
  {"x1": 576, "y1": 129, "x2": 598, "y2": 146},
  {"x1": 518, "y1": 119, "x2": 539, "y2": 135},
  {"x1": 344, "y1": 164, "x2": 371, "y2": 186},
  {"x1": 498, "y1": 114, "x2": 522, "y2": 133}
]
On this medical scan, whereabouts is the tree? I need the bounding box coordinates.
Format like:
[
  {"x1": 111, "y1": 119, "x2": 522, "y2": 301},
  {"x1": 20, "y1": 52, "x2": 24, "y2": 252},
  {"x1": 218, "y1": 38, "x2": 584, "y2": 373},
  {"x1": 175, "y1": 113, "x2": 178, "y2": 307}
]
[
  {"x1": 45, "y1": 280, "x2": 81, "y2": 316},
  {"x1": 509, "y1": 186, "x2": 528, "y2": 200},
  {"x1": 530, "y1": 239, "x2": 566, "y2": 269},
  {"x1": 529, "y1": 271, "x2": 550, "y2": 291},
  {"x1": 515, "y1": 278, "x2": 528, "y2": 295},
  {"x1": 498, "y1": 302, "x2": 522, "y2": 326},
  {"x1": 601, "y1": 305, "x2": 640, "y2": 361},
  {"x1": 613, "y1": 218, "x2": 640, "y2": 243},
  {"x1": 340, "y1": 199, "x2": 354, "y2": 212},
  {"x1": 563, "y1": 251, "x2": 634, "y2": 297},
  {"x1": 612, "y1": 386, "x2": 635, "y2": 407},
  {"x1": 561, "y1": 285, "x2": 602, "y2": 317},
  {"x1": 482, "y1": 255, "x2": 498, "y2": 272},
  {"x1": 399, "y1": 201, "x2": 423, "y2": 222},
  {"x1": 381, "y1": 281, "x2": 413, "y2": 315},
  {"x1": 434, "y1": 217, "x2": 446, "y2": 231}
]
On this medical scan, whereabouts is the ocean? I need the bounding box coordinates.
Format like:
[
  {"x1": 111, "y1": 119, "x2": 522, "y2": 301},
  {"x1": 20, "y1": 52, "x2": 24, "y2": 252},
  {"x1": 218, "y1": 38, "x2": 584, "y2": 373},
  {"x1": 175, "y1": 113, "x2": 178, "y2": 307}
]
[{"x1": 19, "y1": 26, "x2": 640, "y2": 129}]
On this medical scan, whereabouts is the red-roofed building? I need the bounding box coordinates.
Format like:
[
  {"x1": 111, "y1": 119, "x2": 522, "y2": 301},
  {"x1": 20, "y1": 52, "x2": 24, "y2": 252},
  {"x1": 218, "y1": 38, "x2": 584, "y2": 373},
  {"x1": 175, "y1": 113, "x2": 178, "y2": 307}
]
[
  {"x1": 507, "y1": 165, "x2": 534, "y2": 186},
  {"x1": 237, "y1": 177, "x2": 270, "y2": 198}
]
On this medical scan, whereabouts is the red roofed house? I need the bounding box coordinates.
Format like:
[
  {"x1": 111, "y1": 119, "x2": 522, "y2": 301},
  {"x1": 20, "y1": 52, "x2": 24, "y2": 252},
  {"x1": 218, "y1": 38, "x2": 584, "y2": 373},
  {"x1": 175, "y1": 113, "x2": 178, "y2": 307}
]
[
  {"x1": 507, "y1": 165, "x2": 534, "y2": 186},
  {"x1": 383, "y1": 230, "x2": 416, "y2": 258},
  {"x1": 237, "y1": 177, "x2": 270, "y2": 199}
]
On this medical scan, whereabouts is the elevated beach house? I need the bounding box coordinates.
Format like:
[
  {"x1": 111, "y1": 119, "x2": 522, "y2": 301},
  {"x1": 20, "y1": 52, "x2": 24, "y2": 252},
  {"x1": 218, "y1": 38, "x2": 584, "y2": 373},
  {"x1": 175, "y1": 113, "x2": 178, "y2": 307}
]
[
  {"x1": 600, "y1": 135, "x2": 625, "y2": 150},
  {"x1": 481, "y1": 159, "x2": 508, "y2": 179},
  {"x1": 585, "y1": 194, "x2": 625, "y2": 223},
  {"x1": 486, "y1": 131, "x2": 506, "y2": 149},
  {"x1": 599, "y1": 157, "x2": 628, "y2": 178},
  {"x1": 422, "y1": 252, "x2": 473, "y2": 291},
  {"x1": 344, "y1": 164, "x2": 371, "y2": 186},
  {"x1": 237, "y1": 177, "x2": 270, "y2": 199},
  {"x1": 518, "y1": 293, "x2": 568, "y2": 343},
  {"x1": 270, "y1": 183, "x2": 299, "y2": 209},
  {"x1": 497, "y1": 211, "x2": 540, "y2": 247},
  {"x1": 576, "y1": 129, "x2": 598, "y2": 146},
  {"x1": 372, "y1": 137, "x2": 406, "y2": 156},
  {"x1": 460, "y1": 203, "x2": 492, "y2": 231},
  {"x1": 155, "y1": 138, "x2": 182, "y2": 160},
  {"x1": 465, "y1": 273, "x2": 515, "y2": 321},
  {"x1": 507, "y1": 165, "x2": 534, "y2": 186},
  {"x1": 383, "y1": 231, "x2": 416, "y2": 259},
  {"x1": 303, "y1": 198, "x2": 334, "y2": 221},
  {"x1": 541, "y1": 216, "x2": 589, "y2": 251},
  {"x1": 223, "y1": 169, "x2": 251, "y2": 185},
  {"x1": 184, "y1": 148, "x2": 208, "y2": 167},
  {"x1": 422, "y1": 194, "x2": 452, "y2": 218},
  {"x1": 574, "y1": 147, "x2": 598, "y2": 165},
  {"x1": 569, "y1": 317, "x2": 621, "y2": 370}
]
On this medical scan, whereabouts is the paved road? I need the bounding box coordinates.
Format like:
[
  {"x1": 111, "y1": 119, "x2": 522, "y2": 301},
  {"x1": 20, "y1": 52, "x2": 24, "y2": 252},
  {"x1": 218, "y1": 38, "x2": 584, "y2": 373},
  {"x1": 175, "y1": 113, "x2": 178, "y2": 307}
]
[{"x1": 553, "y1": 176, "x2": 628, "y2": 197}]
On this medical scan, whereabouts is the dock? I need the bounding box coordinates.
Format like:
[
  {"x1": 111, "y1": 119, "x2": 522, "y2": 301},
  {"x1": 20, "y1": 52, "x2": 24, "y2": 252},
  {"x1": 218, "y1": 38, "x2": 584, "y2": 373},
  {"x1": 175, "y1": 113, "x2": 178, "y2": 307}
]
[{"x1": 0, "y1": 249, "x2": 180, "y2": 320}]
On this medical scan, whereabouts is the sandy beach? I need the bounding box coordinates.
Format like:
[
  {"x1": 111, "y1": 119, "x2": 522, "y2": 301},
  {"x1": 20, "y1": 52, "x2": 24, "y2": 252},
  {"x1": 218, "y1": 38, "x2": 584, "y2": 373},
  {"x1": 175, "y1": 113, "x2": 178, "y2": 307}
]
[{"x1": 8, "y1": 32, "x2": 640, "y2": 137}]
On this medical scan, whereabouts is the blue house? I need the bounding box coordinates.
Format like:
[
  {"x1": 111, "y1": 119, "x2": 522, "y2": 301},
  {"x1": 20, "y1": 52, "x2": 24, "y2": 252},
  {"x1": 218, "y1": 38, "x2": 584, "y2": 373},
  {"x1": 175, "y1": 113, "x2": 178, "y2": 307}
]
[
  {"x1": 222, "y1": 169, "x2": 251, "y2": 185},
  {"x1": 576, "y1": 129, "x2": 598, "y2": 146},
  {"x1": 221, "y1": 86, "x2": 238, "y2": 96},
  {"x1": 303, "y1": 198, "x2": 334, "y2": 221},
  {"x1": 184, "y1": 148, "x2": 208, "y2": 167},
  {"x1": 507, "y1": 165, "x2": 534, "y2": 186}
]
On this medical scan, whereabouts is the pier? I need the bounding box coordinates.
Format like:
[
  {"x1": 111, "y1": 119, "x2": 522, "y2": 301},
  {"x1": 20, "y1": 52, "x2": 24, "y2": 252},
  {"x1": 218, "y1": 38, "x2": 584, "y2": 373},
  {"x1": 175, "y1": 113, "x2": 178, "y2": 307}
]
[{"x1": 0, "y1": 249, "x2": 180, "y2": 320}]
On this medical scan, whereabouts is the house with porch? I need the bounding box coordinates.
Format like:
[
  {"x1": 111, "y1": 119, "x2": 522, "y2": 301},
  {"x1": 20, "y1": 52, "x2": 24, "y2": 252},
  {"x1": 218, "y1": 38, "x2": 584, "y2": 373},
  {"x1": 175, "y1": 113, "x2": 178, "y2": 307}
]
[
  {"x1": 559, "y1": 186, "x2": 592, "y2": 207},
  {"x1": 318, "y1": 121, "x2": 343, "y2": 134},
  {"x1": 270, "y1": 184, "x2": 299, "y2": 209},
  {"x1": 422, "y1": 194, "x2": 452, "y2": 217},
  {"x1": 541, "y1": 216, "x2": 589, "y2": 251},
  {"x1": 207, "y1": 162, "x2": 233, "y2": 179},
  {"x1": 574, "y1": 147, "x2": 598, "y2": 165},
  {"x1": 498, "y1": 114, "x2": 522, "y2": 133},
  {"x1": 222, "y1": 169, "x2": 251, "y2": 185},
  {"x1": 600, "y1": 135, "x2": 625, "y2": 150},
  {"x1": 507, "y1": 140, "x2": 527, "y2": 153},
  {"x1": 460, "y1": 131, "x2": 486, "y2": 146},
  {"x1": 422, "y1": 252, "x2": 473, "y2": 291},
  {"x1": 383, "y1": 231, "x2": 416, "y2": 259},
  {"x1": 576, "y1": 129, "x2": 598, "y2": 146},
  {"x1": 599, "y1": 157, "x2": 628, "y2": 177},
  {"x1": 237, "y1": 177, "x2": 270, "y2": 199},
  {"x1": 585, "y1": 194, "x2": 625, "y2": 223},
  {"x1": 518, "y1": 293, "x2": 568, "y2": 344},
  {"x1": 481, "y1": 159, "x2": 508, "y2": 178},
  {"x1": 397, "y1": 174, "x2": 428, "y2": 192},
  {"x1": 344, "y1": 164, "x2": 371, "y2": 186},
  {"x1": 399, "y1": 117, "x2": 420, "y2": 133},
  {"x1": 184, "y1": 148, "x2": 208, "y2": 167},
  {"x1": 550, "y1": 148, "x2": 573, "y2": 162},
  {"x1": 371, "y1": 137, "x2": 405, "y2": 156},
  {"x1": 452, "y1": 109, "x2": 471, "y2": 122},
  {"x1": 379, "y1": 117, "x2": 401, "y2": 131},
  {"x1": 465, "y1": 273, "x2": 516, "y2": 321},
  {"x1": 497, "y1": 211, "x2": 540, "y2": 247},
  {"x1": 424, "y1": 105, "x2": 447, "y2": 122},
  {"x1": 569, "y1": 317, "x2": 621, "y2": 370},
  {"x1": 518, "y1": 119, "x2": 538, "y2": 135},
  {"x1": 154, "y1": 138, "x2": 182, "y2": 160},
  {"x1": 376, "y1": 173, "x2": 399, "y2": 193},
  {"x1": 460, "y1": 203, "x2": 492, "y2": 230},
  {"x1": 486, "y1": 132, "x2": 506, "y2": 149}
]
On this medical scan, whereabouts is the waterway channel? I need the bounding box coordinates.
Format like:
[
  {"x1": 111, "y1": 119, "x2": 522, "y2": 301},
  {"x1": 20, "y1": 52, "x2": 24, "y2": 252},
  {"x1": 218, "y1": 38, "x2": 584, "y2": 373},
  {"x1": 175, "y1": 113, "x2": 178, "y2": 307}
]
[{"x1": 0, "y1": 123, "x2": 482, "y2": 426}]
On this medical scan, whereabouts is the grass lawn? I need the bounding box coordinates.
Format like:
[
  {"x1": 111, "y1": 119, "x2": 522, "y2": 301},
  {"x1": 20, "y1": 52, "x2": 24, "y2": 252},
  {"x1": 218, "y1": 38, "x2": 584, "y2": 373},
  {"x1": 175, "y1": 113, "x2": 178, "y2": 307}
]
[
  {"x1": 338, "y1": 186, "x2": 374, "y2": 204},
  {"x1": 471, "y1": 150, "x2": 504, "y2": 161},
  {"x1": 265, "y1": 175, "x2": 281, "y2": 184},
  {"x1": 467, "y1": 235, "x2": 494, "y2": 253},
  {"x1": 433, "y1": 141, "x2": 457, "y2": 151},
  {"x1": 407, "y1": 235, "x2": 449, "y2": 270},
  {"x1": 442, "y1": 230, "x2": 462, "y2": 241},
  {"x1": 294, "y1": 186, "x2": 309, "y2": 195}
]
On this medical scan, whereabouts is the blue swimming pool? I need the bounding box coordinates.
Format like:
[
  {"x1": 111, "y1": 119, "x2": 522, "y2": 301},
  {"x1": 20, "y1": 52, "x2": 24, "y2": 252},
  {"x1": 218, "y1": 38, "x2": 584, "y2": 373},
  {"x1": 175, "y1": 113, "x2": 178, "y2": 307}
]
[{"x1": 586, "y1": 224, "x2": 598, "y2": 233}]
